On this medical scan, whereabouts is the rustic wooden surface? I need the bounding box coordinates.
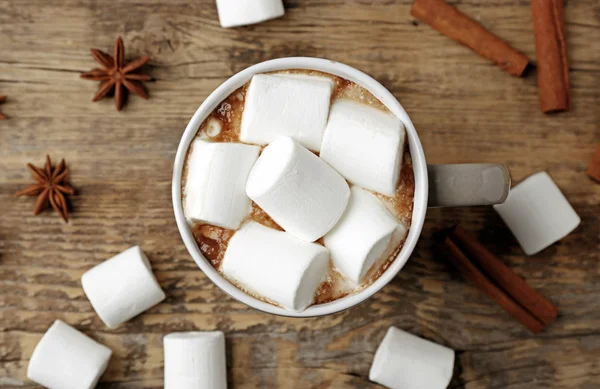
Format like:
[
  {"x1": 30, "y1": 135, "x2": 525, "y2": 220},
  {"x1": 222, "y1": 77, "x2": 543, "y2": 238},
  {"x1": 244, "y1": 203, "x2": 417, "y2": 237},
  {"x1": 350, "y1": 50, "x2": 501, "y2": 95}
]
[{"x1": 0, "y1": 0, "x2": 599, "y2": 388}]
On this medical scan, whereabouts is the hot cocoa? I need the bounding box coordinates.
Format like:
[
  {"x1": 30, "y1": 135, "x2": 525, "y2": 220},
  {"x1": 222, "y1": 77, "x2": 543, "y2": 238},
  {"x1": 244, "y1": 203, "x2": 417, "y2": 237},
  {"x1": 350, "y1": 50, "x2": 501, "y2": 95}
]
[{"x1": 182, "y1": 69, "x2": 414, "y2": 311}]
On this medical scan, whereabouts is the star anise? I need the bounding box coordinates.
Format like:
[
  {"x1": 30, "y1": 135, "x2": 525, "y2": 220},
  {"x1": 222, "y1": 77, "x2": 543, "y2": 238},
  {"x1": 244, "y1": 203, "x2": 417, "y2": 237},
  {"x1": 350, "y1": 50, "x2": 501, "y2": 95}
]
[
  {"x1": 16, "y1": 155, "x2": 75, "y2": 222},
  {"x1": 0, "y1": 95, "x2": 7, "y2": 119},
  {"x1": 81, "y1": 37, "x2": 151, "y2": 111}
]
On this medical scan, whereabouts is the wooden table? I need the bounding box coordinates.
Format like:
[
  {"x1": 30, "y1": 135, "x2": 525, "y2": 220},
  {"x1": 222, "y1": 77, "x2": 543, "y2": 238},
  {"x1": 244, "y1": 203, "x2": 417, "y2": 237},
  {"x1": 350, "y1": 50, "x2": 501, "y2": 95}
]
[{"x1": 1, "y1": 0, "x2": 598, "y2": 388}]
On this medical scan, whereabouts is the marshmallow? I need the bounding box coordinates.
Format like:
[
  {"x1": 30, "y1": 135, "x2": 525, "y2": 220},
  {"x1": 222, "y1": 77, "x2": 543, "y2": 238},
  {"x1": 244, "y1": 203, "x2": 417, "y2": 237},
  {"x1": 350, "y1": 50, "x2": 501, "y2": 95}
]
[
  {"x1": 240, "y1": 74, "x2": 334, "y2": 151},
  {"x1": 81, "y1": 246, "x2": 166, "y2": 328},
  {"x1": 164, "y1": 332, "x2": 227, "y2": 389},
  {"x1": 27, "y1": 320, "x2": 112, "y2": 389},
  {"x1": 246, "y1": 136, "x2": 350, "y2": 242},
  {"x1": 222, "y1": 221, "x2": 329, "y2": 311},
  {"x1": 493, "y1": 172, "x2": 581, "y2": 255},
  {"x1": 216, "y1": 0, "x2": 284, "y2": 28},
  {"x1": 369, "y1": 327, "x2": 455, "y2": 389},
  {"x1": 320, "y1": 99, "x2": 406, "y2": 197},
  {"x1": 324, "y1": 186, "x2": 407, "y2": 284},
  {"x1": 184, "y1": 139, "x2": 260, "y2": 229}
]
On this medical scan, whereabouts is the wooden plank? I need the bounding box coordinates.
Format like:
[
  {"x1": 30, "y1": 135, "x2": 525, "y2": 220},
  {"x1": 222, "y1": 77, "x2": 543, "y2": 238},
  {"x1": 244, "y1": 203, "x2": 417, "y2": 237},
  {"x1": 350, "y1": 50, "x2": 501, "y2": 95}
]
[{"x1": 0, "y1": 0, "x2": 598, "y2": 388}]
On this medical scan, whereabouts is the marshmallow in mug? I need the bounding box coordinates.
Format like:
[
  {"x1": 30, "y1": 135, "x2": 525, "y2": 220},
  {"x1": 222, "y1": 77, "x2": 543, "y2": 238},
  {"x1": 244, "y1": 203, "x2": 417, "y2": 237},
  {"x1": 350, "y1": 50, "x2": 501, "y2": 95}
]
[
  {"x1": 81, "y1": 246, "x2": 166, "y2": 328},
  {"x1": 184, "y1": 139, "x2": 260, "y2": 230},
  {"x1": 222, "y1": 221, "x2": 329, "y2": 311},
  {"x1": 321, "y1": 99, "x2": 406, "y2": 197},
  {"x1": 216, "y1": 0, "x2": 285, "y2": 28},
  {"x1": 27, "y1": 320, "x2": 112, "y2": 389},
  {"x1": 369, "y1": 327, "x2": 455, "y2": 389},
  {"x1": 246, "y1": 136, "x2": 350, "y2": 242},
  {"x1": 164, "y1": 332, "x2": 227, "y2": 389},
  {"x1": 494, "y1": 171, "x2": 581, "y2": 255},
  {"x1": 240, "y1": 73, "x2": 334, "y2": 151},
  {"x1": 324, "y1": 186, "x2": 408, "y2": 284}
]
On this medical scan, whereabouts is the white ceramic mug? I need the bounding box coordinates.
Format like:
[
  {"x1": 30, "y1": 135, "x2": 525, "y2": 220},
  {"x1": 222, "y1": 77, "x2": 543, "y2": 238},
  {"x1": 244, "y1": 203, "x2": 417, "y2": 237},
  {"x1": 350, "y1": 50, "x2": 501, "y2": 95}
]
[{"x1": 172, "y1": 57, "x2": 510, "y2": 317}]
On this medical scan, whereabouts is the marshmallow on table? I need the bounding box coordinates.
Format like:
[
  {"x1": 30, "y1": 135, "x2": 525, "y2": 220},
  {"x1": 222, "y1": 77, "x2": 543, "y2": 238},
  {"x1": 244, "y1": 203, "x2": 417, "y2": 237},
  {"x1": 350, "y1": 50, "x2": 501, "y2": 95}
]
[
  {"x1": 493, "y1": 171, "x2": 581, "y2": 256},
  {"x1": 320, "y1": 99, "x2": 406, "y2": 197},
  {"x1": 184, "y1": 139, "x2": 260, "y2": 230},
  {"x1": 216, "y1": 0, "x2": 284, "y2": 28},
  {"x1": 240, "y1": 74, "x2": 334, "y2": 151},
  {"x1": 27, "y1": 320, "x2": 112, "y2": 389},
  {"x1": 222, "y1": 221, "x2": 329, "y2": 311},
  {"x1": 81, "y1": 246, "x2": 166, "y2": 328},
  {"x1": 369, "y1": 327, "x2": 454, "y2": 389},
  {"x1": 246, "y1": 136, "x2": 350, "y2": 242},
  {"x1": 324, "y1": 186, "x2": 408, "y2": 284},
  {"x1": 164, "y1": 332, "x2": 227, "y2": 389}
]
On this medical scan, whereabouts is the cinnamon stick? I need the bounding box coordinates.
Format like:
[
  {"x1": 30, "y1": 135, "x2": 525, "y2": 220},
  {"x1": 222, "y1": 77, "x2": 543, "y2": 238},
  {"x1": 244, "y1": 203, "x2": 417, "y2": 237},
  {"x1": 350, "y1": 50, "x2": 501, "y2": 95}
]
[
  {"x1": 449, "y1": 226, "x2": 558, "y2": 326},
  {"x1": 411, "y1": 0, "x2": 529, "y2": 76},
  {"x1": 587, "y1": 144, "x2": 600, "y2": 182},
  {"x1": 437, "y1": 237, "x2": 545, "y2": 334},
  {"x1": 531, "y1": 0, "x2": 570, "y2": 113}
]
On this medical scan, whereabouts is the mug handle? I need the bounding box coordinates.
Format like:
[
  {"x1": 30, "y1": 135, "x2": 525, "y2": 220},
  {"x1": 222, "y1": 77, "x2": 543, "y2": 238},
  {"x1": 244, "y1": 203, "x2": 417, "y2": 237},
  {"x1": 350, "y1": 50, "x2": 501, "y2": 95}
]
[{"x1": 427, "y1": 164, "x2": 511, "y2": 208}]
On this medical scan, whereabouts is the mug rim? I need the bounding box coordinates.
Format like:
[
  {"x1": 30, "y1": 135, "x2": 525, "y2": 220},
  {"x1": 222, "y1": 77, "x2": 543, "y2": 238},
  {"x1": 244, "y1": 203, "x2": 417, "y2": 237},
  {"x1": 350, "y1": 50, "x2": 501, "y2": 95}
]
[{"x1": 172, "y1": 57, "x2": 428, "y2": 317}]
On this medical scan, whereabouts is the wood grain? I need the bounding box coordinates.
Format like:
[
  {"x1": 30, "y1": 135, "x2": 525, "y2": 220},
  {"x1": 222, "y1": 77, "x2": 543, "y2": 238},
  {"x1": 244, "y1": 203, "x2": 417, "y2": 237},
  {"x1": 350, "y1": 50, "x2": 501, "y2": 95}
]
[{"x1": 0, "y1": 0, "x2": 599, "y2": 388}]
